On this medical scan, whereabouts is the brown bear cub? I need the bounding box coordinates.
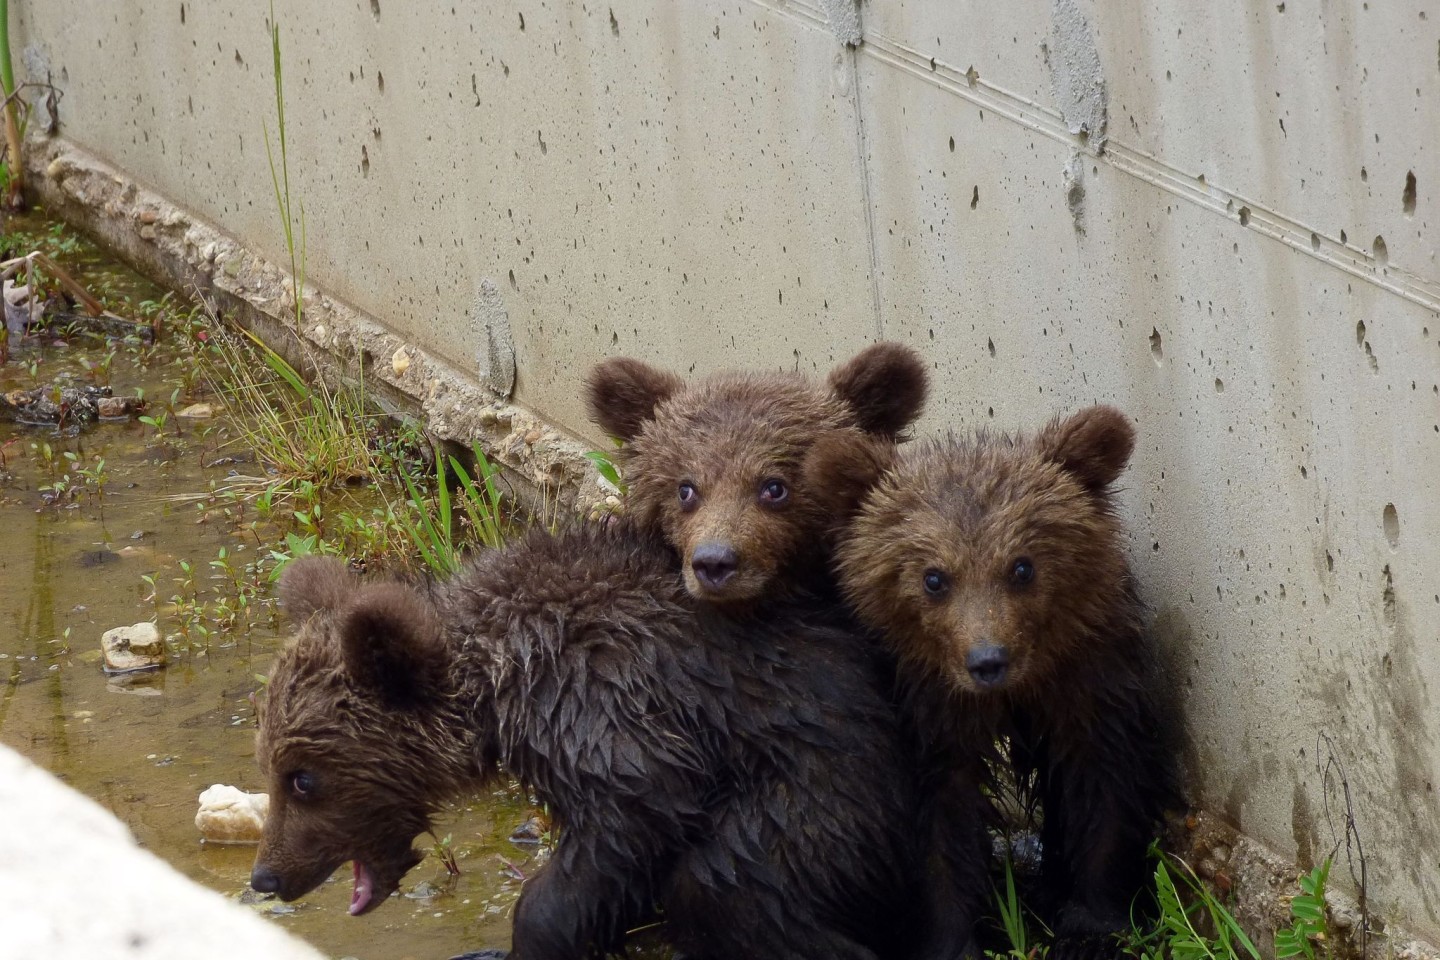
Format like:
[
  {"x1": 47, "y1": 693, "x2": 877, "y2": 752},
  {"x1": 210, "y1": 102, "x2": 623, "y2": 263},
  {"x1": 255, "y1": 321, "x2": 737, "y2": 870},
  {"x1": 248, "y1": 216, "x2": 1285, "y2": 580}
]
[
  {"x1": 250, "y1": 521, "x2": 922, "y2": 960},
  {"x1": 585, "y1": 343, "x2": 927, "y2": 607},
  {"x1": 815, "y1": 405, "x2": 1179, "y2": 950}
]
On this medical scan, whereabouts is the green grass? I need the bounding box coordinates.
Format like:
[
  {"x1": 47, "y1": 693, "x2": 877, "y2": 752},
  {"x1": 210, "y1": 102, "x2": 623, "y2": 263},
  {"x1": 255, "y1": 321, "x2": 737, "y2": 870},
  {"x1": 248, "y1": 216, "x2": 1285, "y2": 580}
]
[{"x1": 397, "y1": 442, "x2": 512, "y2": 576}]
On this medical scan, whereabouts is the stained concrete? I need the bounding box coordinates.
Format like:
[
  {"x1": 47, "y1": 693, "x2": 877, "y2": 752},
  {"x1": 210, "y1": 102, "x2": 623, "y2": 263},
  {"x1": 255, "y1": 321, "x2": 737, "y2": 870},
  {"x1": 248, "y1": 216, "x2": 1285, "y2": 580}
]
[
  {"x1": 9, "y1": 0, "x2": 1440, "y2": 951},
  {"x1": 0, "y1": 744, "x2": 325, "y2": 960}
]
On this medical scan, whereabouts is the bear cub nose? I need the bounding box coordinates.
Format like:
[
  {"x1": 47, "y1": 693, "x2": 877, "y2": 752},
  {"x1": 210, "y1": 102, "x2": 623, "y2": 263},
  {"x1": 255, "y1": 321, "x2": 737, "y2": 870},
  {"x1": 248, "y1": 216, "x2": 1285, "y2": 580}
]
[
  {"x1": 250, "y1": 864, "x2": 281, "y2": 894},
  {"x1": 965, "y1": 644, "x2": 1010, "y2": 688},
  {"x1": 691, "y1": 542, "x2": 739, "y2": 590}
]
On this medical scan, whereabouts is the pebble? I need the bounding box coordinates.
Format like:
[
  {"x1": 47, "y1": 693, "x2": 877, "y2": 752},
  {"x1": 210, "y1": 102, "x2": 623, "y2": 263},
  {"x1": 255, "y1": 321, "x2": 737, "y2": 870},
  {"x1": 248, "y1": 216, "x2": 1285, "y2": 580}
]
[
  {"x1": 101, "y1": 622, "x2": 166, "y2": 673},
  {"x1": 176, "y1": 402, "x2": 214, "y2": 419},
  {"x1": 195, "y1": 784, "x2": 269, "y2": 844}
]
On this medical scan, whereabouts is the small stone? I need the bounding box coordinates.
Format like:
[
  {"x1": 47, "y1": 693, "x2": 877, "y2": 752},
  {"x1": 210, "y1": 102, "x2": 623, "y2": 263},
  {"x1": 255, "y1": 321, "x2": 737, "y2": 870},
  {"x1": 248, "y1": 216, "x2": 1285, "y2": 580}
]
[
  {"x1": 96, "y1": 397, "x2": 130, "y2": 418},
  {"x1": 138, "y1": 209, "x2": 159, "y2": 224},
  {"x1": 195, "y1": 784, "x2": 270, "y2": 844},
  {"x1": 391, "y1": 346, "x2": 411, "y2": 376},
  {"x1": 138, "y1": 225, "x2": 157, "y2": 241},
  {"x1": 176, "y1": 403, "x2": 214, "y2": 419},
  {"x1": 101, "y1": 622, "x2": 166, "y2": 674},
  {"x1": 524, "y1": 428, "x2": 542, "y2": 445}
]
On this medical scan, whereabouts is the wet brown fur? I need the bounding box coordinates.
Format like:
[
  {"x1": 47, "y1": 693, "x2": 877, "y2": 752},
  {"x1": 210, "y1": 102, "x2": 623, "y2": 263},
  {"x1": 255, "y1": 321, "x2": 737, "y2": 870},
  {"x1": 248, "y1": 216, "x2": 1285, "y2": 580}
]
[
  {"x1": 586, "y1": 343, "x2": 927, "y2": 606},
  {"x1": 816, "y1": 406, "x2": 1180, "y2": 949},
  {"x1": 254, "y1": 526, "x2": 924, "y2": 960}
]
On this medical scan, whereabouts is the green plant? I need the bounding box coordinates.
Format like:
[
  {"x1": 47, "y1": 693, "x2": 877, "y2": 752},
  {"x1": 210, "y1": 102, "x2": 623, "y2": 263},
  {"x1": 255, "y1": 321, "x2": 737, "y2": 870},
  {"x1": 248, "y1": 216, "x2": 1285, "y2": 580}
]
[
  {"x1": 432, "y1": 832, "x2": 461, "y2": 877},
  {"x1": 1275, "y1": 861, "x2": 1331, "y2": 960},
  {"x1": 584, "y1": 448, "x2": 626, "y2": 494},
  {"x1": 264, "y1": 0, "x2": 305, "y2": 333},
  {"x1": 988, "y1": 858, "x2": 1049, "y2": 960},
  {"x1": 397, "y1": 442, "x2": 510, "y2": 576},
  {"x1": 267, "y1": 530, "x2": 339, "y2": 582},
  {"x1": 1129, "y1": 851, "x2": 1259, "y2": 960},
  {"x1": 0, "y1": 0, "x2": 24, "y2": 210}
]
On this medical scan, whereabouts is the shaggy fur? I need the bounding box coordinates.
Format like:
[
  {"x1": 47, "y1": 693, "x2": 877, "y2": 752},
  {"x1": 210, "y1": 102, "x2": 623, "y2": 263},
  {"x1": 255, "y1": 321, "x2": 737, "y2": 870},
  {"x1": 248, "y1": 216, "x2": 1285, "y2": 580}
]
[
  {"x1": 252, "y1": 523, "x2": 924, "y2": 960},
  {"x1": 814, "y1": 406, "x2": 1180, "y2": 948},
  {"x1": 585, "y1": 343, "x2": 927, "y2": 607}
]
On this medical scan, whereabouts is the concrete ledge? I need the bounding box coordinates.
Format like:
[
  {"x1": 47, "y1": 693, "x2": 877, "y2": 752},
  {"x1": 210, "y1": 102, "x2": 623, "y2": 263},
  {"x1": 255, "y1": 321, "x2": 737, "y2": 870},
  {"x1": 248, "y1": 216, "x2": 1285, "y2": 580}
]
[
  {"x1": 0, "y1": 743, "x2": 325, "y2": 960},
  {"x1": 22, "y1": 135, "x2": 612, "y2": 518},
  {"x1": 1182, "y1": 812, "x2": 1438, "y2": 960}
]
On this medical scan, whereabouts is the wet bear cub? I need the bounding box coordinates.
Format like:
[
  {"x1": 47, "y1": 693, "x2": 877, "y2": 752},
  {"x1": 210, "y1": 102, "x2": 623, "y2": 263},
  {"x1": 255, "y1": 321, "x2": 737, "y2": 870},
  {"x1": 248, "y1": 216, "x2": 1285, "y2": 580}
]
[
  {"x1": 816, "y1": 405, "x2": 1180, "y2": 946},
  {"x1": 250, "y1": 522, "x2": 920, "y2": 960},
  {"x1": 586, "y1": 342, "x2": 927, "y2": 607}
]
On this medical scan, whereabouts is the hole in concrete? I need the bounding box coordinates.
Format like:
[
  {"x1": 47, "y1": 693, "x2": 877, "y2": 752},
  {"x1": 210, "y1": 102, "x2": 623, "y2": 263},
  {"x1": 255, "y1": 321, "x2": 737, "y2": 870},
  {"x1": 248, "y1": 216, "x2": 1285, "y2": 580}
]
[
  {"x1": 519, "y1": 11, "x2": 526, "y2": 30},
  {"x1": 1238, "y1": 206, "x2": 1251, "y2": 226},
  {"x1": 508, "y1": 268, "x2": 517, "y2": 290},
  {"x1": 1310, "y1": 232, "x2": 1320, "y2": 252},
  {"x1": 609, "y1": 8, "x2": 619, "y2": 35},
  {"x1": 1340, "y1": 228, "x2": 1348, "y2": 244},
  {"x1": 1214, "y1": 378, "x2": 1224, "y2": 393},
  {"x1": 1373, "y1": 235, "x2": 1388, "y2": 267},
  {"x1": 180, "y1": 3, "x2": 185, "y2": 24},
  {"x1": 949, "y1": 136, "x2": 955, "y2": 152},
  {"x1": 987, "y1": 338, "x2": 996, "y2": 358},
  {"x1": 361, "y1": 145, "x2": 370, "y2": 177},
  {"x1": 970, "y1": 185, "x2": 979, "y2": 210},
  {"x1": 371, "y1": 0, "x2": 380, "y2": 17},
  {"x1": 1356, "y1": 319, "x2": 1367, "y2": 345},
  {"x1": 1403, "y1": 170, "x2": 1417, "y2": 216},
  {"x1": 1150, "y1": 328, "x2": 1164, "y2": 365},
  {"x1": 1361, "y1": 166, "x2": 1368, "y2": 183},
  {"x1": 1383, "y1": 504, "x2": 1400, "y2": 548},
  {"x1": 377, "y1": 71, "x2": 385, "y2": 93}
]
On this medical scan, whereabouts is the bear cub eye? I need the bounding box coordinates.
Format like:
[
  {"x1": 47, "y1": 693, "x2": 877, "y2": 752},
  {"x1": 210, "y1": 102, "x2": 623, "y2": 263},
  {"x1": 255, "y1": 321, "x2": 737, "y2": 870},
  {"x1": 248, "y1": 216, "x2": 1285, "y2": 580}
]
[
  {"x1": 677, "y1": 482, "x2": 699, "y2": 511},
  {"x1": 290, "y1": 771, "x2": 316, "y2": 799},
  {"x1": 1010, "y1": 557, "x2": 1035, "y2": 585},
  {"x1": 758, "y1": 478, "x2": 789, "y2": 506},
  {"x1": 922, "y1": 568, "x2": 949, "y2": 597}
]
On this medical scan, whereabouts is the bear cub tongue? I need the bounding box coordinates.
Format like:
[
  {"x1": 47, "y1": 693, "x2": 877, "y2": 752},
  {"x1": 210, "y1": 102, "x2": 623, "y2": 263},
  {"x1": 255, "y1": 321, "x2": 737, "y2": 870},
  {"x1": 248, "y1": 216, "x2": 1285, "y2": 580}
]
[{"x1": 349, "y1": 861, "x2": 375, "y2": 916}]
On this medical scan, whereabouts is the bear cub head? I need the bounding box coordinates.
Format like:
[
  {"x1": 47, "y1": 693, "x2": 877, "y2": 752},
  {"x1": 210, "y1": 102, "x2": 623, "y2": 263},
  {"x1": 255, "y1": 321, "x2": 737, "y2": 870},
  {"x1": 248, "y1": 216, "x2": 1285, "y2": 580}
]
[
  {"x1": 587, "y1": 343, "x2": 926, "y2": 606},
  {"x1": 818, "y1": 405, "x2": 1137, "y2": 695},
  {"x1": 250, "y1": 556, "x2": 468, "y2": 916}
]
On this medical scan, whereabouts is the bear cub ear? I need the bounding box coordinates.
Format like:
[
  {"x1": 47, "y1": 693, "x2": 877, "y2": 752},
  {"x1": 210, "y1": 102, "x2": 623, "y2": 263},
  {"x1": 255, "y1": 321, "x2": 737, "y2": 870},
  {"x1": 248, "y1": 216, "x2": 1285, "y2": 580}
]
[
  {"x1": 804, "y1": 428, "x2": 900, "y2": 521},
  {"x1": 586, "y1": 357, "x2": 686, "y2": 442},
  {"x1": 827, "y1": 343, "x2": 928, "y2": 438},
  {"x1": 279, "y1": 556, "x2": 355, "y2": 624},
  {"x1": 1037, "y1": 405, "x2": 1136, "y2": 492},
  {"x1": 339, "y1": 583, "x2": 448, "y2": 710}
]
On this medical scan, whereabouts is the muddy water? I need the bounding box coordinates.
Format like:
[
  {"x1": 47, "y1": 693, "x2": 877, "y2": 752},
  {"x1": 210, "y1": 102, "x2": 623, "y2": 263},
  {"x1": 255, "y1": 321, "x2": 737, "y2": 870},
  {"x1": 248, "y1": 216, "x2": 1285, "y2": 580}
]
[{"x1": 0, "y1": 214, "x2": 539, "y2": 959}]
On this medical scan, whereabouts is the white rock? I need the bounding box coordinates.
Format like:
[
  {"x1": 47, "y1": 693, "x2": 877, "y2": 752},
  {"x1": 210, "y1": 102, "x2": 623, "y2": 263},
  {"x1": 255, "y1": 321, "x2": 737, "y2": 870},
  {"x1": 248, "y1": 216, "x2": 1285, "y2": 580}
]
[
  {"x1": 176, "y1": 403, "x2": 214, "y2": 419},
  {"x1": 195, "y1": 785, "x2": 269, "y2": 844},
  {"x1": 100, "y1": 622, "x2": 166, "y2": 674},
  {"x1": 391, "y1": 345, "x2": 411, "y2": 376}
]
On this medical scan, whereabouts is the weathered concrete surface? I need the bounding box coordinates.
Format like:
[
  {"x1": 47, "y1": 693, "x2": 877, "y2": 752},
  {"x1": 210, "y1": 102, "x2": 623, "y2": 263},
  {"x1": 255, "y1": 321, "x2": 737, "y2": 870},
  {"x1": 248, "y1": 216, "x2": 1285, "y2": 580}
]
[
  {"x1": 0, "y1": 744, "x2": 325, "y2": 960},
  {"x1": 11, "y1": 0, "x2": 1440, "y2": 950}
]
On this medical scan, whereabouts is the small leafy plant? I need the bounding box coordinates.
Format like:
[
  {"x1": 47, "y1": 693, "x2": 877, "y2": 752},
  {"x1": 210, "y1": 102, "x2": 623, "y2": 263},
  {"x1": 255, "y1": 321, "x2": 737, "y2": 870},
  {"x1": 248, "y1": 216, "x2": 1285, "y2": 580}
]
[
  {"x1": 1128, "y1": 850, "x2": 1259, "y2": 960},
  {"x1": 1275, "y1": 861, "x2": 1331, "y2": 960}
]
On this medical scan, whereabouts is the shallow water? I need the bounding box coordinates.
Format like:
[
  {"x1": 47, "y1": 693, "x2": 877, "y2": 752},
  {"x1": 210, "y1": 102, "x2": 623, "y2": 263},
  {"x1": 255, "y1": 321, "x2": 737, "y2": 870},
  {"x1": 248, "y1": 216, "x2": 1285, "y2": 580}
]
[{"x1": 0, "y1": 213, "x2": 541, "y2": 959}]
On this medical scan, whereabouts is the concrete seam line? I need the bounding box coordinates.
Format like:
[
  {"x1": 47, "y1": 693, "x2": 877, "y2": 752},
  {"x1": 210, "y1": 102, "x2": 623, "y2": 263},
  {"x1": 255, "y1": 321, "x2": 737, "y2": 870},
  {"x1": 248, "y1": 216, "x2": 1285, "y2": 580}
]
[{"x1": 856, "y1": 30, "x2": 1440, "y2": 317}]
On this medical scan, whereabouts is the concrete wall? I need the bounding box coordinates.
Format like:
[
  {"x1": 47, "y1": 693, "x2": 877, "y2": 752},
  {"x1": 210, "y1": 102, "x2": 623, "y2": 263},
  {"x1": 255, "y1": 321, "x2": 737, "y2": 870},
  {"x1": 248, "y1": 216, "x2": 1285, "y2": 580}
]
[
  {"x1": 12, "y1": 0, "x2": 1440, "y2": 948},
  {"x1": 0, "y1": 744, "x2": 325, "y2": 960}
]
